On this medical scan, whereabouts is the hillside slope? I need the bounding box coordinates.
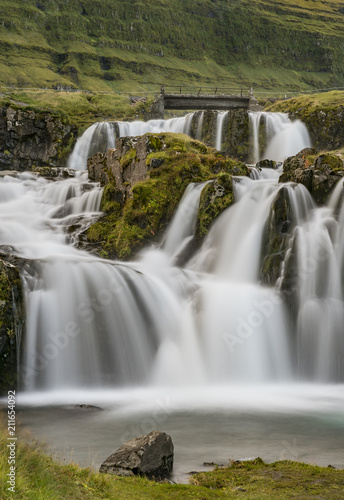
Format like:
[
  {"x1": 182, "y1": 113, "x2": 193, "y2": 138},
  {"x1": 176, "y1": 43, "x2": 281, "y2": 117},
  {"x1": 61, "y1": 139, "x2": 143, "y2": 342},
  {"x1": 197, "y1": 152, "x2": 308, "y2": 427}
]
[{"x1": 0, "y1": 0, "x2": 344, "y2": 92}]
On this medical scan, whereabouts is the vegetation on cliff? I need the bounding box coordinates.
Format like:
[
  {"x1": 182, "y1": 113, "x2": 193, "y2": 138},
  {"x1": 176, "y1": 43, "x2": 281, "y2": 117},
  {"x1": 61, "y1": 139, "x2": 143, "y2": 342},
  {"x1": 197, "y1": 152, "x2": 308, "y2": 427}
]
[
  {"x1": 1, "y1": 0, "x2": 344, "y2": 92},
  {"x1": 0, "y1": 92, "x2": 152, "y2": 131},
  {"x1": 265, "y1": 91, "x2": 344, "y2": 152},
  {"x1": 86, "y1": 133, "x2": 248, "y2": 260}
]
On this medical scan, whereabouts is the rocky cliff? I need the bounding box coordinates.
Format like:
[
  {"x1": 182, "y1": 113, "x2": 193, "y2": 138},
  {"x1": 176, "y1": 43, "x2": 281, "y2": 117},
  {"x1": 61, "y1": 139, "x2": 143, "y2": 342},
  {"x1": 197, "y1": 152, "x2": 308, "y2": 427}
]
[
  {"x1": 0, "y1": 106, "x2": 77, "y2": 171},
  {"x1": 0, "y1": 256, "x2": 25, "y2": 396}
]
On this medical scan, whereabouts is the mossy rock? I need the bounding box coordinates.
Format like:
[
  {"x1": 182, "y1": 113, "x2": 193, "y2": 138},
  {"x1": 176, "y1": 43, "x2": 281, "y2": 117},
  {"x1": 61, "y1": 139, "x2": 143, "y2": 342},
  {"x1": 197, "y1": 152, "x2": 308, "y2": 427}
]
[
  {"x1": 86, "y1": 133, "x2": 249, "y2": 260},
  {"x1": 279, "y1": 150, "x2": 344, "y2": 205},
  {"x1": 261, "y1": 186, "x2": 294, "y2": 286}
]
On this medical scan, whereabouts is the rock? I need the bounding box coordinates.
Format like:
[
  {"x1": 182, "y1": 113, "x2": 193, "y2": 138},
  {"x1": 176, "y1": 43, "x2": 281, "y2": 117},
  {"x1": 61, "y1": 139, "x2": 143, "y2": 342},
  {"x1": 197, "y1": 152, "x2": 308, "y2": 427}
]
[
  {"x1": 88, "y1": 135, "x2": 158, "y2": 203},
  {"x1": 85, "y1": 133, "x2": 248, "y2": 260},
  {"x1": 261, "y1": 186, "x2": 294, "y2": 286},
  {"x1": 144, "y1": 94, "x2": 164, "y2": 120},
  {"x1": 289, "y1": 107, "x2": 344, "y2": 151},
  {"x1": 99, "y1": 431, "x2": 174, "y2": 479},
  {"x1": 256, "y1": 159, "x2": 277, "y2": 169},
  {"x1": 150, "y1": 157, "x2": 164, "y2": 169},
  {"x1": 33, "y1": 167, "x2": 76, "y2": 179},
  {"x1": 74, "y1": 404, "x2": 103, "y2": 410},
  {"x1": 279, "y1": 149, "x2": 344, "y2": 204},
  {"x1": 188, "y1": 109, "x2": 250, "y2": 162},
  {"x1": 87, "y1": 152, "x2": 108, "y2": 185},
  {"x1": 0, "y1": 105, "x2": 77, "y2": 171},
  {"x1": 0, "y1": 256, "x2": 25, "y2": 396},
  {"x1": 221, "y1": 109, "x2": 250, "y2": 162}
]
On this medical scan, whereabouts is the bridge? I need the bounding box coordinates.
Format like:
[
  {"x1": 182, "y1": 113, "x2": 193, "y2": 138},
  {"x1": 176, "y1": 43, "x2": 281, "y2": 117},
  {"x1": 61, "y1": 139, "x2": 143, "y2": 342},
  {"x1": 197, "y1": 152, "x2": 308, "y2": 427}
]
[{"x1": 158, "y1": 85, "x2": 262, "y2": 113}]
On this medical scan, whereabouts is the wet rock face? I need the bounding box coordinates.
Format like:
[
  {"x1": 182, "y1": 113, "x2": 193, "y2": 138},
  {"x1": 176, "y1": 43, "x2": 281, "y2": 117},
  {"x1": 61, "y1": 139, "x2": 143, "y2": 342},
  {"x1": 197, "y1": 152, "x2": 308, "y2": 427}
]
[
  {"x1": 261, "y1": 186, "x2": 294, "y2": 286},
  {"x1": 87, "y1": 152, "x2": 108, "y2": 186},
  {"x1": 0, "y1": 256, "x2": 25, "y2": 396},
  {"x1": 279, "y1": 148, "x2": 344, "y2": 205},
  {"x1": 189, "y1": 109, "x2": 250, "y2": 161},
  {"x1": 87, "y1": 135, "x2": 157, "y2": 204},
  {"x1": 99, "y1": 431, "x2": 174, "y2": 480},
  {"x1": 222, "y1": 109, "x2": 250, "y2": 162},
  {"x1": 0, "y1": 106, "x2": 77, "y2": 171}
]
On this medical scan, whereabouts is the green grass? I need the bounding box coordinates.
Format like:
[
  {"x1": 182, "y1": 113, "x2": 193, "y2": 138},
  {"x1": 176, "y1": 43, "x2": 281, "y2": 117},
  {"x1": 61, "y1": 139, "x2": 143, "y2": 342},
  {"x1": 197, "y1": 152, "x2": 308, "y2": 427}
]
[
  {"x1": 1, "y1": 421, "x2": 344, "y2": 499},
  {"x1": 0, "y1": 90, "x2": 153, "y2": 130},
  {"x1": 265, "y1": 90, "x2": 344, "y2": 113},
  {"x1": 0, "y1": 0, "x2": 344, "y2": 93}
]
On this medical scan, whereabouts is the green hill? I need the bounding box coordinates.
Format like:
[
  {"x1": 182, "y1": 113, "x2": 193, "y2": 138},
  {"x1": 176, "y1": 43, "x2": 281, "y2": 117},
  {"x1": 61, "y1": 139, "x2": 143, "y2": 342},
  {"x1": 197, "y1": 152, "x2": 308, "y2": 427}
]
[{"x1": 0, "y1": 0, "x2": 344, "y2": 93}]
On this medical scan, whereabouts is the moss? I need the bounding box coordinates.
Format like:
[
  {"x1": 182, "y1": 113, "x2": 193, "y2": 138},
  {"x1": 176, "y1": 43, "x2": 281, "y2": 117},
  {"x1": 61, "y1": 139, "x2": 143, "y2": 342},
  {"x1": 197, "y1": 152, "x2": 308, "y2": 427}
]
[
  {"x1": 266, "y1": 92, "x2": 344, "y2": 151},
  {"x1": 280, "y1": 149, "x2": 344, "y2": 204},
  {"x1": 316, "y1": 153, "x2": 343, "y2": 170},
  {"x1": 197, "y1": 174, "x2": 234, "y2": 238},
  {"x1": 191, "y1": 458, "x2": 344, "y2": 498},
  {"x1": 86, "y1": 133, "x2": 249, "y2": 260},
  {"x1": 120, "y1": 149, "x2": 137, "y2": 169},
  {"x1": 148, "y1": 135, "x2": 163, "y2": 151}
]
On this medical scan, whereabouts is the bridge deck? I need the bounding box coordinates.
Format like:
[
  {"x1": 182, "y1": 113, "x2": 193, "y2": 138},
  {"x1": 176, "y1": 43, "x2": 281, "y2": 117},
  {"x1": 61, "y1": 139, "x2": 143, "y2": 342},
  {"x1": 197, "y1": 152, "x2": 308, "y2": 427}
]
[{"x1": 163, "y1": 93, "x2": 251, "y2": 111}]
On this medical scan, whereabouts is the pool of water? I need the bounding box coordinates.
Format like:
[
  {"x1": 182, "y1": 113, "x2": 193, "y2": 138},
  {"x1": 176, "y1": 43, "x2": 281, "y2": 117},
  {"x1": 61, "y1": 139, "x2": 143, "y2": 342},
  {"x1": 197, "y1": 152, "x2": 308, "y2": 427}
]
[{"x1": 9, "y1": 384, "x2": 344, "y2": 483}]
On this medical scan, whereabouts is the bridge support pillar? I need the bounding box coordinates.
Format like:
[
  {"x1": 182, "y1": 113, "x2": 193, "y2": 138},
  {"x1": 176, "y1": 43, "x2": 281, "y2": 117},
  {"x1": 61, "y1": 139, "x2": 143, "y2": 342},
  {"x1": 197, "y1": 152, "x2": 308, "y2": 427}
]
[{"x1": 147, "y1": 94, "x2": 165, "y2": 119}]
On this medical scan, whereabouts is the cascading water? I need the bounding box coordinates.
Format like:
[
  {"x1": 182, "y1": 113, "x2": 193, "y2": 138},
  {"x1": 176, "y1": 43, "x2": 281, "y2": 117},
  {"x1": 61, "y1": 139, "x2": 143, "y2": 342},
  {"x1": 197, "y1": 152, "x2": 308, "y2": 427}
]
[
  {"x1": 163, "y1": 181, "x2": 210, "y2": 260},
  {"x1": 68, "y1": 122, "x2": 116, "y2": 170},
  {"x1": 67, "y1": 115, "x2": 196, "y2": 170},
  {"x1": 3, "y1": 111, "x2": 343, "y2": 481},
  {"x1": 67, "y1": 109, "x2": 242, "y2": 171},
  {"x1": 290, "y1": 183, "x2": 344, "y2": 382},
  {"x1": 1, "y1": 108, "x2": 343, "y2": 394},
  {"x1": 215, "y1": 111, "x2": 228, "y2": 151},
  {"x1": 18, "y1": 169, "x2": 294, "y2": 389},
  {"x1": 249, "y1": 111, "x2": 311, "y2": 163}
]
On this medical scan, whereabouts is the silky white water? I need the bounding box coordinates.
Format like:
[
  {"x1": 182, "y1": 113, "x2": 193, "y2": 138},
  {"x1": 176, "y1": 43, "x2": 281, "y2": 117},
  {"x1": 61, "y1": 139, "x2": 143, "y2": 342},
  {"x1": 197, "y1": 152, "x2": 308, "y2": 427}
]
[
  {"x1": 0, "y1": 105, "x2": 341, "y2": 394},
  {"x1": 0, "y1": 166, "x2": 342, "y2": 391},
  {"x1": 12, "y1": 168, "x2": 295, "y2": 390},
  {"x1": 1, "y1": 115, "x2": 344, "y2": 477},
  {"x1": 67, "y1": 110, "x2": 310, "y2": 170},
  {"x1": 249, "y1": 111, "x2": 311, "y2": 163}
]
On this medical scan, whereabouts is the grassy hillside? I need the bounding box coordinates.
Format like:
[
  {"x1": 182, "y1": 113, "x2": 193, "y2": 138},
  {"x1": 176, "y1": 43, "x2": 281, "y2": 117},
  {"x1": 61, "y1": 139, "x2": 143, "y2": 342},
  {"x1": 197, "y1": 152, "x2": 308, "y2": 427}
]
[{"x1": 0, "y1": 0, "x2": 344, "y2": 93}]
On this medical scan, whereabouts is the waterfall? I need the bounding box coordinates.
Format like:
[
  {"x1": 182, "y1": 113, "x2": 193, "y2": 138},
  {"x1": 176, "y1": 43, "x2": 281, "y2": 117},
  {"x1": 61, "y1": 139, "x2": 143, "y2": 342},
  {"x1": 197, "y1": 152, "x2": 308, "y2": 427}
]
[
  {"x1": 68, "y1": 111, "x2": 310, "y2": 171},
  {"x1": 249, "y1": 111, "x2": 311, "y2": 163},
  {"x1": 2, "y1": 107, "x2": 343, "y2": 392},
  {"x1": 163, "y1": 181, "x2": 209, "y2": 260},
  {"x1": 292, "y1": 184, "x2": 344, "y2": 381},
  {"x1": 12, "y1": 167, "x2": 292, "y2": 390},
  {"x1": 68, "y1": 122, "x2": 116, "y2": 170},
  {"x1": 215, "y1": 111, "x2": 228, "y2": 151},
  {"x1": 196, "y1": 111, "x2": 204, "y2": 140}
]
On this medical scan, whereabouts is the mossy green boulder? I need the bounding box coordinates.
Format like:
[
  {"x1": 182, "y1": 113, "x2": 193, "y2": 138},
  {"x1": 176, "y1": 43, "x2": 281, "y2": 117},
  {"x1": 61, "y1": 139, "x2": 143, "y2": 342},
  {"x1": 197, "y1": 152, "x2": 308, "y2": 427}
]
[{"x1": 86, "y1": 133, "x2": 248, "y2": 260}]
